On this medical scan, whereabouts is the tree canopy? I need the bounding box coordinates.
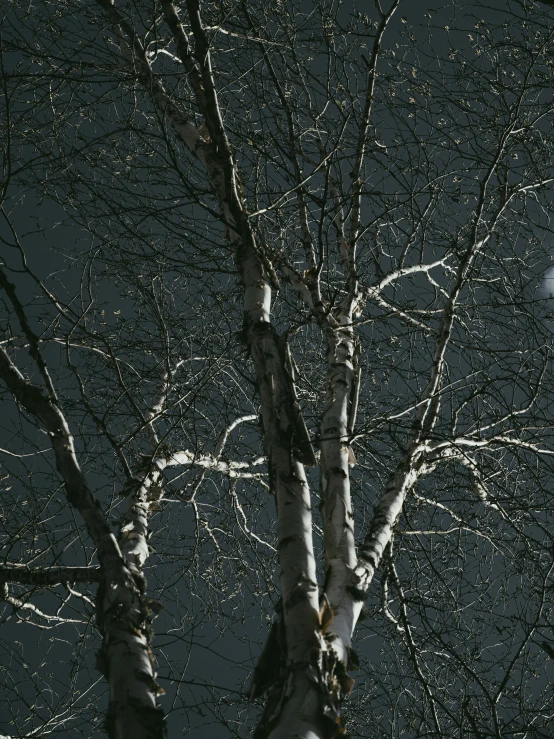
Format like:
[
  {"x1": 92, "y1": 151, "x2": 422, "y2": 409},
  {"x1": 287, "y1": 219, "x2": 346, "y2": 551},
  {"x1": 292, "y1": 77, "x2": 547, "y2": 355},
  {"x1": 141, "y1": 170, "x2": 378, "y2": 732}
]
[{"x1": 1, "y1": 1, "x2": 554, "y2": 737}]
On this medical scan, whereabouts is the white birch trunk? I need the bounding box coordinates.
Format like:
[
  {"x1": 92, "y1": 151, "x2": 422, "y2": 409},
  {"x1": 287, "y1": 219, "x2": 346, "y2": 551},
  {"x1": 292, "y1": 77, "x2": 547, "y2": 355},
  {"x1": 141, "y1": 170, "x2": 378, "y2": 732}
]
[
  {"x1": 319, "y1": 319, "x2": 359, "y2": 666},
  {"x1": 245, "y1": 302, "x2": 320, "y2": 664},
  {"x1": 0, "y1": 349, "x2": 165, "y2": 739}
]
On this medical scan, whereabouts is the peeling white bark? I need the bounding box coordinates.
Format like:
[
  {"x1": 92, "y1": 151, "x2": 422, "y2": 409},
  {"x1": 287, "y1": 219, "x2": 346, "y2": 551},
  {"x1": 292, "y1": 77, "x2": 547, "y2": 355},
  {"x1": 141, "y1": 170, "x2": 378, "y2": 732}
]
[{"x1": 119, "y1": 466, "x2": 163, "y2": 576}]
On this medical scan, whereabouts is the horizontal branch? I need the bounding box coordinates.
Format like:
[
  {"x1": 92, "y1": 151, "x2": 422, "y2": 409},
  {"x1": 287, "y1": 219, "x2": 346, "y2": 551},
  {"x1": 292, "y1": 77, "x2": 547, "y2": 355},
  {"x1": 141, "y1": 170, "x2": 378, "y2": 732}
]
[
  {"x1": 425, "y1": 435, "x2": 554, "y2": 459},
  {"x1": 369, "y1": 258, "x2": 452, "y2": 294},
  {"x1": 163, "y1": 449, "x2": 266, "y2": 477},
  {"x1": 1, "y1": 583, "x2": 87, "y2": 627},
  {"x1": 0, "y1": 565, "x2": 101, "y2": 586}
]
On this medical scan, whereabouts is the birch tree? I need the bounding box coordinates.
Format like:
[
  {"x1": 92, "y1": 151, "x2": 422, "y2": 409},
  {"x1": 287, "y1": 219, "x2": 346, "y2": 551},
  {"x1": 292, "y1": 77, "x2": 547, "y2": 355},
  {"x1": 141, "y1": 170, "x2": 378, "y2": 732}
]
[{"x1": 2, "y1": 0, "x2": 554, "y2": 737}]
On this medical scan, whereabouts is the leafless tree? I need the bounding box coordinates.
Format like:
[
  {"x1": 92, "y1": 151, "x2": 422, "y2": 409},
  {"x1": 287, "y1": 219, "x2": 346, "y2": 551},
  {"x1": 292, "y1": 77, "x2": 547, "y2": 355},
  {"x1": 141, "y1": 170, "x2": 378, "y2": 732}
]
[{"x1": 2, "y1": 1, "x2": 554, "y2": 737}]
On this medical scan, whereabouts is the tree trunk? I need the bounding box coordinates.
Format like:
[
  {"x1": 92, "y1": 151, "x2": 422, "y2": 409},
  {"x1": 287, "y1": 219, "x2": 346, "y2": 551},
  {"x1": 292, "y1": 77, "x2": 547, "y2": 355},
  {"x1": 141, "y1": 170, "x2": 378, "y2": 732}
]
[{"x1": 0, "y1": 348, "x2": 165, "y2": 739}]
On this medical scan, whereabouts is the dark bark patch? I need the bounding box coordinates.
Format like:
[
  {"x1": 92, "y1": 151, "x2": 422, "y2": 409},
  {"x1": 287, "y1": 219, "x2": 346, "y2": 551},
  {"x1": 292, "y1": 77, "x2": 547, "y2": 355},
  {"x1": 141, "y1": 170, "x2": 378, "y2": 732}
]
[
  {"x1": 358, "y1": 547, "x2": 377, "y2": 568},
  {"x1": 135, "y1": 669, "x2": 165, "y2": 695},
  {"x1": 95, "y1": 645, "x2": 109, "y2": 677},
  {"x1": 346, "y1": 585, "x2": 367, "y2": 602},
  {"x1": 248, "y1": 619, "x2": 285, "y2": 700},
  {"x1": 105, "y1": 698, "x2": 166, "y2": 739},
  {"x1": 285, "y1": 586, "x2": 310, "y2": 609},
  {"x1": 278, "y1": 534, "x2": 304, "y2": 550},
  {"x1": 346, "y1": 647, "x2": 360, "y2": 671}
]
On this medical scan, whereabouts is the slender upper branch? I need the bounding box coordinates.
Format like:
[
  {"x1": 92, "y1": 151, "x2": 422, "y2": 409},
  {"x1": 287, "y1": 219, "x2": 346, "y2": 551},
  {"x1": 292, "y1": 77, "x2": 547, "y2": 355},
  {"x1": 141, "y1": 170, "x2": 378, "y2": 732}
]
[{"x1": 349, "y1": 0, "x2": 400, "y2": 249}]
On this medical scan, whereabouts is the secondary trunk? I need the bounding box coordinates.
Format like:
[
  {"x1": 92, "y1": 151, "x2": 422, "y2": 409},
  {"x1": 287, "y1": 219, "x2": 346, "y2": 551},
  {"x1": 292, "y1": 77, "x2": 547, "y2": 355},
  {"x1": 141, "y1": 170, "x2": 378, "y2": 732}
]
[
  {"x1": 319, "y1": 319, "x2": 359, "y2": 666},
  {"x1": 0, "y1": 348, "x2": 165, "y2": 739}
]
